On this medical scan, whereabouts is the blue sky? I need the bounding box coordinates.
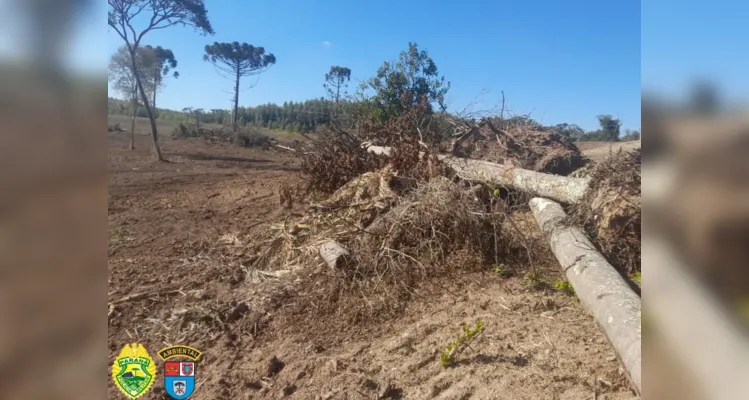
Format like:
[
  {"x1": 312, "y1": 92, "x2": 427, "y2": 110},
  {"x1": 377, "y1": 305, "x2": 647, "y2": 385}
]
[
  {"x1": 642, "y1": 0, "x2": 749, "y2": 105},
  {"x1": 107, "y1": 0, "x2": 641, "y2": 131}
]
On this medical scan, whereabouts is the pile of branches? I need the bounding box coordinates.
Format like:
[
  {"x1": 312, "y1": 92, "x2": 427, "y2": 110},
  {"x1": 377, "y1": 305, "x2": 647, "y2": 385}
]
[
  {"x1": 246, "y1": 167, "x2": 552, "y2": 328},
  {"x1": 245, "y1": 97, "x2": 639, "y2": 335},
  {"x1": 301, "y1": 97, "x2": 450, "y2": 194},
  {"x1": 300, "y1": 127, "x2": 387, "y2": 194},
  {"x1": 171, "y1": 122, "x2": 272, "y2": 149},
  {"x1": 452, "y1": 117, "x2": 589, "y2": 176},
  {"x1": 567, "y1": 149, "x2": 641, "y2": 275}
]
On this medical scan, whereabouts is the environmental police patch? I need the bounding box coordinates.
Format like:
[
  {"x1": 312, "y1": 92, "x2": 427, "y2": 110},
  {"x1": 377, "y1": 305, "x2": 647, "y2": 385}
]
[
  {"x1": 112, "y1": 343, "x2": 157, "y2": 399},
  {"x1": 158, "y1": 345, "x2": 203, "y2": 399}
]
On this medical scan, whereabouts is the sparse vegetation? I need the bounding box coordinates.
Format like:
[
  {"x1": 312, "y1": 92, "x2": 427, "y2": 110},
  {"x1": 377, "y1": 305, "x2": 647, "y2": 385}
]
[
  {"x1": 440, "y1": 319, "x2": 485, "y2": 367},
  {"x1": 553, "y1": 280, "x2": 576, "y2": 296},
  {"x1": 523, "y1": 271, "x2": 544, "y2": 289},
  {"x1": 629, "y1": 272, "x2": 641, "y2": 286},
  {"x1": 492, "y1": 264, "x2": 514, "y2": 278}
]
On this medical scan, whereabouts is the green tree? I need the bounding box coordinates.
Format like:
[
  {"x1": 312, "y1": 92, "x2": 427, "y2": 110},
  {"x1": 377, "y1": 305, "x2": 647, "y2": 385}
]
[
  {"x1": 324, "y1": 66, "x2": 352, "y2": 103},
  {"x1": 109, "y1": 45, "x2": 155, "y2": 150},
  {"x1": 141, "y1": 45, "x2": 178, "y2": 111},
  {"x1": 596, "y1": 114, "x2": 622, "y2": 141},
  {"x1": 182, "y1": 107, "x2": 204, "y2": 128},
  {"x1": 622, "y1": 129, "x2": 641, "y2": 141},
  {"x1": 108, "y1": 0, "x2": 214, "y2": 161},
  {"x1": 203, "y1": 41, "x2": 276, "y2": 140},
  {"x1": 366, "y1": 42, "x2": 450, "y2": 122}
]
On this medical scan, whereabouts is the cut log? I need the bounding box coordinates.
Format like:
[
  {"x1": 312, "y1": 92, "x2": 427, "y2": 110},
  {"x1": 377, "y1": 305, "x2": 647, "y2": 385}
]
[
  {"x1": 362, "y1": 144, "x2": 589, "y2": 204},
  {"x1": 440, "y1": 156, "x2": 590, "y2": 204},
  {"x1": 529, "y1": 197, "x2": 641, "y2": 395},
  {"x1": 319, "y1": 241, "x2": 354, "y2": 270}
]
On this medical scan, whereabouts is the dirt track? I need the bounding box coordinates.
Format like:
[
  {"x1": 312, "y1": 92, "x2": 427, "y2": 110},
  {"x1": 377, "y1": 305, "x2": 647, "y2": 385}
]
[{"x1": 108, "y1": 133, "x2": 636, "y2": 399}]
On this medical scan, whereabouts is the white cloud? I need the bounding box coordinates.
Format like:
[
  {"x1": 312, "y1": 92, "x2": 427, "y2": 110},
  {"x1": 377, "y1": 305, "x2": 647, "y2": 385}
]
[{"x1": 321, "y1": 41, "x2": 332, "y2": 47}]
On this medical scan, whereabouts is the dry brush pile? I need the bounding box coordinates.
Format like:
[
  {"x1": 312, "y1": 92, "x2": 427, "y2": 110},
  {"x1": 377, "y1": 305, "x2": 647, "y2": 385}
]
[
  {"x1": 567, "y1": 149, "x2": 641, "y2": 276},
  {"x1": 451, "y1": 117, "x2": 589, "y2": 176},
  {"x1": 250, "y1": 161, "x2": 553, "y2": 331},
  {"x1": 237, "y1": 105, "x2": 641, "y2": 337}
]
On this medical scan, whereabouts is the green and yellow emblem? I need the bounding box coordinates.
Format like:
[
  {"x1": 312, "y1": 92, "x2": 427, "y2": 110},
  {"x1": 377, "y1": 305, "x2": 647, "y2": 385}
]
[{"x1": 112, "y1": 343, "x2": 157, "y2": 399}]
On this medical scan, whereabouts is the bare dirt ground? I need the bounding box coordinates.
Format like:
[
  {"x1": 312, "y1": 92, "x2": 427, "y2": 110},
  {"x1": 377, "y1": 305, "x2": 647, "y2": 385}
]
[
  {"x1": 108, "y1": 133, "x2": 636, "y2": 399},
  {"x1": 576, "y1": 141, "x2": 641, "y2": 163}
]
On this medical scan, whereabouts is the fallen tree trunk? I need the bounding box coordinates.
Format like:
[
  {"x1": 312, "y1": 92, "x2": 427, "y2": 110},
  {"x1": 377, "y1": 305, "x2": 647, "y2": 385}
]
[
  {"x1": 438, "y1": 156, "x2": 590, "y2": 204},
  {"x1": 319, "y1": 241, "x2": 354, "y2": 270},
  {"x1": 529, "y1": 197, "x2": 641, "y2": 395},
  {"x1": 362, "y1": 144, "x2": 589, "y2": 204}
]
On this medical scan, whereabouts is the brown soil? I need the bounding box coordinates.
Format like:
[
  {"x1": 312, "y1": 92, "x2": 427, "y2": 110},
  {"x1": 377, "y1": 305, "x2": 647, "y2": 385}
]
[
  {"x1": 577, "y1": 141, "x2": 641, "y2": 163},
  {"x1": 108, "y1": 132, "x2": 636, "y2": 399}
]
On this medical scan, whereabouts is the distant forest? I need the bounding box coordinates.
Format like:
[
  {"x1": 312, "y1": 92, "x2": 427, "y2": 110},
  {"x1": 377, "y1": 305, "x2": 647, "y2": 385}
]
[
  {"x1": 108, "y1": 97, "x2": 337, "y2": 133},
  {"x1": 108, "y1": 97, "x2": 639, "y2": 141}
]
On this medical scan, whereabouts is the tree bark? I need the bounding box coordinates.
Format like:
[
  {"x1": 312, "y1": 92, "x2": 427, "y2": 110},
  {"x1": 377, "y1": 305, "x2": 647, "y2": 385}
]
[
  {"x1": 137, "y1": 77, "x2": 163, "y2": 161},
  {"x1": 130, "y1": 48, "x2": 163, "y2": 161},
  {"x1": 129, "y1": 89, "x2": 137, "y2": 150},
  {"x1": 529, "y1": 197, "x2": 641, "y2": 395},
  {"x1": 232, "y1": 63, "x2": 241, "y2": 142},
  {"x1": 439, "y1": 156, "x2": 590, "y2": 204},
  {"x1": 319, "y1": 241, "x2": 354, "y2": 270},
  {"x1": 152, "y1": 85, "x2": 157, "y2": 112},
  {"x1": 152, "y1": 64, "x2": 158, "y2": 110}
]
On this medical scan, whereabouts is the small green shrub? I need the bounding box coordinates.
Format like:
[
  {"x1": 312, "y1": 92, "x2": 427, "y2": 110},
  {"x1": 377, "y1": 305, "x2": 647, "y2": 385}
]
[
  {"x1": 553, "y1": 280, "x2": 575, "y2": 296},
  {"x1": 440, "y1": 319, "x2": 484, "y2": 368},
  {"x1": 629, "y1": 272, "x2": 641, "y2": 286},
  {"x1": 523, "y1": 271, "x2": 543, "y2": 289},
  {"x1": 491, "y1": 264, "x2": 513, "y2": 278}
]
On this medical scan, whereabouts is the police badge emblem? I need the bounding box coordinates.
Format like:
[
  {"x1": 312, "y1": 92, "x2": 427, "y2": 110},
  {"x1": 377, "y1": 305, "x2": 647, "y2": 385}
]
[
  {"x1": 112, "y1": 343, "x2": 157, "y2": 399},
  {"x1": 158, "y1": 345, "x2": 203, "y2": 399}
]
